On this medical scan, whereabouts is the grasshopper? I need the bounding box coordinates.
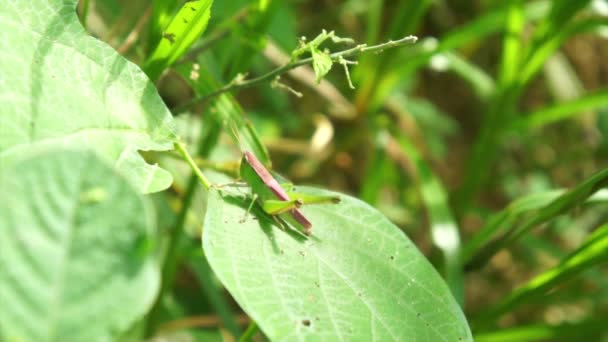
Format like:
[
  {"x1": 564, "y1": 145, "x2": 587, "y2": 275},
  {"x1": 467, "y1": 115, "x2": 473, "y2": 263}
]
[{"x1": 237, "y1": 151, "x2": 340, "y2": 235}]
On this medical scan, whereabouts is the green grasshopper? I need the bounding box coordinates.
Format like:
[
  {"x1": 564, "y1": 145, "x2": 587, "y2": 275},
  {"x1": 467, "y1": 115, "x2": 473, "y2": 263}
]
[{"x1": 236, "y1": 150, "x2": 340, "y2": 235}]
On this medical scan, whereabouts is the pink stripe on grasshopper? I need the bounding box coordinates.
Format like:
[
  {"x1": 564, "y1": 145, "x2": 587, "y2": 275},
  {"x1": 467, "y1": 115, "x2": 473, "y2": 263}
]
[{"x1": 243, "y1": 151, "x2": 312, "y2": 232}]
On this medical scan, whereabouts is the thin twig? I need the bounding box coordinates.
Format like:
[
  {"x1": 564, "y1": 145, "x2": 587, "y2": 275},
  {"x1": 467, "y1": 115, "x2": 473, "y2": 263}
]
[
  {"x1": 263, "y1": 39, "x2": 356, "y2": 119},
  {"x1": 116, "y1": 5, "x2": 152, "y2": 55},
  {"x1": 238, "y1": 321, "x2": 259, "y2": 342},
  {"x1": 159, "y1": 314, "x2": 250, "y2": 332},
  {"x1": 173, "y1": 35, "x2": 418, "y2": 113}
]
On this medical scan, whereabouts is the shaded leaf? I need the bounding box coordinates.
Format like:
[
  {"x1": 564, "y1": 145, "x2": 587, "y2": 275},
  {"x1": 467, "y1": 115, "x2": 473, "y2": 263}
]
[
  {"x1": 0, "y1": 150, "x2": 159, "y2": 341},
  {"x1": 203, "y1": 187, "x2": 472, "y2": 341}
]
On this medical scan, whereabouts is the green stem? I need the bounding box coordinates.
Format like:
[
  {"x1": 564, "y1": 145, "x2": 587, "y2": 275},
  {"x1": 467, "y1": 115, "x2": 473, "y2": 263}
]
[
  {"x1": 173, "y1": 35, "x2": 418, "y2": 112},
  {"x1": 174, "y1": 141, "x2": 211, "y2": 189},
  {"x1": 145, "y1": 126, "x2": 220, "y2": 336},
  {"x1": 237, "y1": 321, "x2": 259, "y2": 342}
]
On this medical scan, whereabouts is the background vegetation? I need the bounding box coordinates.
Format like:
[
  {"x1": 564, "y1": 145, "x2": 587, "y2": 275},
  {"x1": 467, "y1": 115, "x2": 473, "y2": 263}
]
[{"x1": 2, "y1": 0, "x2": 608, "y2": 341}]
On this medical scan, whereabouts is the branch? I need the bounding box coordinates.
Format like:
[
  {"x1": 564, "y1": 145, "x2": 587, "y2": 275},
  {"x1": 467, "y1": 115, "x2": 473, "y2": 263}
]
[{"x1": 173, "y1": 35, "x2": 418, "y2": 113}]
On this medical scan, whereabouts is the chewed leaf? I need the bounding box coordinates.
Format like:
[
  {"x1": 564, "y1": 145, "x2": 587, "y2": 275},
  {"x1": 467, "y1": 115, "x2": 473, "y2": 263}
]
[
  {"x1": 0, "y1": 0, "x2": 177, "y2": 194},
  {"x1": 144, "y1": 0, "x2": 214, "y2": 81},
  {"x1": 203, "y1": 186, "x2": 472, "y2": 341},
  {"x1": 311, "y1": 47, "x2": 333, "y2": 83}
]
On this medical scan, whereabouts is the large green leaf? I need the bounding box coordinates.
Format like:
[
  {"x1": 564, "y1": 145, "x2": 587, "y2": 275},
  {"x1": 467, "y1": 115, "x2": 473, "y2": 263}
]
[
  {"x1": 203, "y1": 187, "x2": 472, "y2": 341},
  {"x1": 0, "y1": 150, "x2": 160, "y2": 341},
  {"x1": 0, "y1": 0, "x2": 177, "y2": 193}
]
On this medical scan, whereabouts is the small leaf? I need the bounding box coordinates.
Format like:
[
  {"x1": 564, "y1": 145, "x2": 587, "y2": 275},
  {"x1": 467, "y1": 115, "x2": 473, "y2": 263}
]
[
  {"x1": 144, "y1": 0, "x2": 214, "y2": 81},
  {"x1": 203, "y1": 187, "x2": 472, "y2": 341},
  {"x1": 0, "y1": 150, "x2": 160, "y2": 342},
  {"x1": 311, "y1": 47, "x2": 333, "y2": 83},
  {"x1": 0, "y1": 0, "x2": 177, "y2": 194}
]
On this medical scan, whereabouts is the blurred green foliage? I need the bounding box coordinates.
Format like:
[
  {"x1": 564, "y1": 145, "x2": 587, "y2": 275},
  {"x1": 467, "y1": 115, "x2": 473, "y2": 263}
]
[{"x1": 75, "y1": 0, "x2": 608, "y2": 340}]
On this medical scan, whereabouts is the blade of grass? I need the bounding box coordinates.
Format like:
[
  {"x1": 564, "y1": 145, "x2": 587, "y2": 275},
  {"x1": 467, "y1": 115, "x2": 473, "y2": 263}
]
[
  {"x1": 473, "y1": 223, "x2": 608, "y2": 327},
  {"x1": 387, "y1": 0, "x2": 550, "y2": 81},
  {"x1": 453, "y1": 0, "x2": 526, "y2": 214},
  {"x1": 509, "y1": 89, "x2": 608, "y2": 130},
  {"x1": 463, "y1": 188, "x2": 608, "y2": 264},
  {"x1": 175, "y1": 56, "x2": 271, "y2": 166},
  {"x1": 397, "y1": 134, "x2": 464, "y2": 305},
  {"x1": 518, "y1": 17, "x2": 608, "y2": 87},
  {"x1": 144, "y1": 0, "x2": 214, "y2": 81},
  {"x1": 441, "y1": 52, "x2": 496, "y2": 100},
  {"x1": 454, "y1": 2, "x2": 602, "y2": 215},
  {"x1": 237, "y1": 321, "x2": 259, "y2": 342},
  {"x1": 474, "y1": 318, "x2": 607, "y2": 342},
  {"x1": 461, "y1": 190, "x2": 565, "y2": 264},
  {"x1": 224, "y1": 0, "x2": 279, "y2": 78},
  {"x1": 498, "y1": 0, "x2": 525, "y2": 87},
  {"x1": 465, "y1": 167, "x2": 608, "y2": 270},
  {"x1": 365, "y1": 0, "x2": 384, "y2": 44},
  {"x1": 528, "y1": 0, "x2": 592, "y2": 44},
  {"x1": 368, "y1": 1, "x2": 550, "y2": 113},
  {"x1": 387, "y1": 0, "x2": 433, "y2": 38},
  {"x1": 359, "y1": 131, "x2": 399, "y2": 206},
  {"x1": 354, "y1": 0, "x2": 432, "y2": 111}
]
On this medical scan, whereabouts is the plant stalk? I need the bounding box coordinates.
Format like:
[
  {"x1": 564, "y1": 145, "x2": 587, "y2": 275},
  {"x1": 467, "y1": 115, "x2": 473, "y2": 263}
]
[{"x1": 173, "y1": 35, "x2": 418, "y2": 112}]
